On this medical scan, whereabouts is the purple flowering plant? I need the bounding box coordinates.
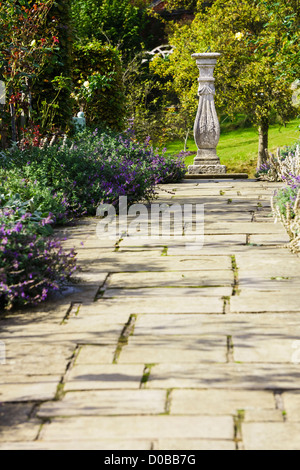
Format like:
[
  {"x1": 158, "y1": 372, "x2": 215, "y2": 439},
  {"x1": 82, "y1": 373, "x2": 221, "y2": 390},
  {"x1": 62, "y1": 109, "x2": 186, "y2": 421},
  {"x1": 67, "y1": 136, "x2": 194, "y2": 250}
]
[
  {"x1": 274, "y1": 174, "x2": 300, "y2": 219},
  {"x1": 0, "y1": 207, "x2": 77, "y2": 311},
  {"x1": 0, "y1": 126, "x2": 186, "y2": 310}
]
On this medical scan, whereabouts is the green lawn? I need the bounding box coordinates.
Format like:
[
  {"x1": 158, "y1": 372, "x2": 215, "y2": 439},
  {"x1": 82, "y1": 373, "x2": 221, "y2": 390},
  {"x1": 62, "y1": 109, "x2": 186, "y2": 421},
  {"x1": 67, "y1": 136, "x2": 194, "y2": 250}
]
[{"x1": 164, "y1": 118, "x2": 300, "y2": 177}]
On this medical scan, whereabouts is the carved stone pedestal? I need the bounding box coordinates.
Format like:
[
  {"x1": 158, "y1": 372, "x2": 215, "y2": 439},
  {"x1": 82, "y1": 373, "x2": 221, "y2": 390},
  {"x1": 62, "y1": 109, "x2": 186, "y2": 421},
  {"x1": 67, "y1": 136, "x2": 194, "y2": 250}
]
[{"x1": 188, "y1": 53, "x2": 226, "y2": 175}]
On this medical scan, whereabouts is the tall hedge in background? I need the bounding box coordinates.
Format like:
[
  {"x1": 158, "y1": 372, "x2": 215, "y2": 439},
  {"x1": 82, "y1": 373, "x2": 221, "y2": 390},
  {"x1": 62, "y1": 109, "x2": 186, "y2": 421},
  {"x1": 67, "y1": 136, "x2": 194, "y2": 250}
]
[
  {"x1": 71, "y1": 0, "x2": 149, "y2": 60},
  {"x1": 72, "y1": 42, "x2": 126, "y2": 131},
  {"x1": 32, "y1": 0, "x2": 74, "y2": 134}
]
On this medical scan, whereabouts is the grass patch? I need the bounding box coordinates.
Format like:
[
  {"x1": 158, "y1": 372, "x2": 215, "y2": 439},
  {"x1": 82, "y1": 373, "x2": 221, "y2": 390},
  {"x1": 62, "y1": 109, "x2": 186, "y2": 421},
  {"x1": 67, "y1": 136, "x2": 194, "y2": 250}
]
[{"x1": 164, "y1": 118, "x2": 300, "y2": 177}]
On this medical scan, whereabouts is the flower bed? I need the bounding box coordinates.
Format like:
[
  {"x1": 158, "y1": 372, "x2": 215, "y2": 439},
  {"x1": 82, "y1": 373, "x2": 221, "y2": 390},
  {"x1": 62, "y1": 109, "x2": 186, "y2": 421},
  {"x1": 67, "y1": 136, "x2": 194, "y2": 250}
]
[
  {"x1": 272, "y1": 175, "x2": 300, "y2": 254},
  {"x1": 256, "y1": 143, "x2": 300, "y2": 182},
  {"x1": 0, "y1": 207, "x2": 77, "y2": 311},
  {"x1": 0, "y1": 128, "x2": 186, "y2": 310},
  {"x1": 257, "y1": 141, "x2": 300, "y2": 253}
]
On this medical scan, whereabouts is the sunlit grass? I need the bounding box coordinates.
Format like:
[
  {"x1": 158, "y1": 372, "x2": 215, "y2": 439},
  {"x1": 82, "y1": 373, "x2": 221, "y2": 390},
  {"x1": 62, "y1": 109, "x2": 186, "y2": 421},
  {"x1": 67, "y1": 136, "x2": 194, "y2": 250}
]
[{"x1": 164, "y1": 118, "x2": 300, "y2": 177}]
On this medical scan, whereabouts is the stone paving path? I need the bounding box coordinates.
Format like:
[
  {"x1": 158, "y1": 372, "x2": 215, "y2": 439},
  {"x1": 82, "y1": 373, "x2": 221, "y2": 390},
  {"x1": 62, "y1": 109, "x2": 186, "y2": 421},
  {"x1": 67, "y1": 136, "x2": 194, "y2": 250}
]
[{"x1": 1, "y1": 179, "x2": 300, "y2": 450}]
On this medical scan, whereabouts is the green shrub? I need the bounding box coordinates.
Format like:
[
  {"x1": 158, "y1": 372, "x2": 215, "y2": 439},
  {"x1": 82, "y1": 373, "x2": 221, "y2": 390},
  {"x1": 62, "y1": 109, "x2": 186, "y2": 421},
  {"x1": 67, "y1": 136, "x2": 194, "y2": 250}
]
[
  {"x1": 32, "y1": 0, "x2": 74, "y2": 134},
  {"x1": 72, "y1": 42, "x2": 126, "y2": 131},
  {"x1": 0, "y1": 206, "x2": 77, "y2": 311}
]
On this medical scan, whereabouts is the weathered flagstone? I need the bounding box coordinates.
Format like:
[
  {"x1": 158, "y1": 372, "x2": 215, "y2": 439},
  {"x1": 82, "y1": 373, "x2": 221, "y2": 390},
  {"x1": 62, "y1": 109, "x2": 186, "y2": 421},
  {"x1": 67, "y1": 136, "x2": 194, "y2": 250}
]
[
  {"x1": 233, "y1": 336, "x2": 300, "y2": 363},
  {"x1": 153, "y1": 439, "x2": 236, "y2": 450},
  {"x1": 230, "y1": 293, "x2": 300, "y2": 313},
  {"x1": 170, "y1": 389, "x2": 275, "y2": 415},
  {"x1": 75, "y1": 345, "x2": 117, "y2": 365},
  {"x1": 148, "y1": 364, "x2": 300, "y2": 390},
  {"x1": 103, "y1": 287, "x2": 232, "y2": 298},
  {"x1": 0, "y1": 343, "x2": 74, "y2": 375},
  {"x1": 249, "y1": 233, "x2": 290, "y2": 245},
  {"x1": 94, "y1": 297, "x2": 224, "y2": 314},
  {"x1": 204, "y1": 222, "x2": 286, "y2": 234},
  {"x1": 81, "y1": 254, "x2": 232, "y2": 272},
  {"x1": 0, "y1": 375, "x2": 61, "y2": 402},
  {"x1": 243, "y1": 409, "x2": 284, "y2": 422},
  {"x1": 64, "y1": 364, "x2": 145, "y2": 391},
  {"x1": 235, "y1": 254, "x2": 300, "y2": 273},
  {"x1": 0, "y1": 440, "x2": 153, "y2": 450},
  {"x1": 71, "y1": 272, "x2": 108, "y2": 286},
  {"x1": 105, "y1": 271, "x2": 234, "y2": 289},
  {"x1": 242, "y1": 422, "x2": 300, "y2": 450},
  {"x1": 0, "y1": 404, "x2": 40, "y2": 442},
  {"x1": 282, "y1": 392, "x2": 300, "y2": 422},
  {"x1": 38, "y1": 390, "x2": 166, "y2": 417},
  {"x1": 119, "y1": 335, "x2": 227, "y2": 364},
  {"x1": 40, "y1": 416, "x2": 234, "y2": 441},
  {"x1": 133, "y1": 313, "x2": 300, "y2": 337}
]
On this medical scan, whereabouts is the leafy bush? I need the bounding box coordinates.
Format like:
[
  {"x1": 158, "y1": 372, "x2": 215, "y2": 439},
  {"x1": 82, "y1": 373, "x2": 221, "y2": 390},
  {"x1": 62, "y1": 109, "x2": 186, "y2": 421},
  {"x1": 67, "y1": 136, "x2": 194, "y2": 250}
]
[
  {"x1": 3, "y1": 128, "x2": 186, "y2": 216},
  {"x1": 0, "y1": 127, "x2": 186, "y2": 310},
  {"x1": 32, "y1": 0, "x2": 74, "y2": 134},
  {"x1": 271, "y1": 160, "x2": 300, "y2": 253},
  {"x1": 273, "y1": 176, "x2": 300, "y2": 218},
  {"x1": 0, "y1": 207, "x2": 77, "y2": 311},
  {"x1": 256, "y1": 141, "x2": 300, "y2": 181},
  {"x1": 72, "y1": 42, "x2": 126, "y2": 131}
]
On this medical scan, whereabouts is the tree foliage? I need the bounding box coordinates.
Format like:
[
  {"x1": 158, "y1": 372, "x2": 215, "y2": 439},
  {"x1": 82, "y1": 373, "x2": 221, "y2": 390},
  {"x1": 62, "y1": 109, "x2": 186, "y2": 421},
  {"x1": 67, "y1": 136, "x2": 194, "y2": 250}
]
[
  {"x1": 71, "y1": 0, "x2": 150, "y2": 59},
  {"x1": 72, "y1": 42, "x2": 126, "y2": 131},
  {"x1": 153, "y1": 0, "x2": 299, "y2": 165}
]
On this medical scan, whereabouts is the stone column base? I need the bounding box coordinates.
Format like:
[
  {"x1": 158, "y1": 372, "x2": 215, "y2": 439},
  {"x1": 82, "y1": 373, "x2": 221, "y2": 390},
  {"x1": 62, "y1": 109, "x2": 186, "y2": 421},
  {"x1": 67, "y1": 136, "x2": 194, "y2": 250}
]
[{"x1": 188, "y1": 164, "x2": 227, "y2": 175}]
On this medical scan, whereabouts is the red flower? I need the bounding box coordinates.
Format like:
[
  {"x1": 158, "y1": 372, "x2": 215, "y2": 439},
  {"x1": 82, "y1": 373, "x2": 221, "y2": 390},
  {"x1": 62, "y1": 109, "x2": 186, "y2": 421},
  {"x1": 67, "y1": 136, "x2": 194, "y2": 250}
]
[{"x1": 52, "y1": 36, "x2": 59, "y2": 44}]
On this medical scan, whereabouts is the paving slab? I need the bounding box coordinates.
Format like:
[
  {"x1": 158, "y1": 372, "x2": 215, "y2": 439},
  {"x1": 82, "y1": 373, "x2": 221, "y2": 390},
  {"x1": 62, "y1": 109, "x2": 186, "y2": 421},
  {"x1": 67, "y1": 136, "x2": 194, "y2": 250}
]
[
  {"x1": 106, "y1": 271, "x2": 233, "y2": 289},
  {"x1": 236, "y1": 254, "x2": 300, "y2": 276},
  {"x1": 0, "y1": 375, "x2": 61, "y2": 402},
  {"x1": 204, "y1": 222, "x2": 286, "y2": 235},
  {"x1": 0, "y1": 440, "x2": 153, "y2": 450},
  {"x1": 148, "y1": 364, "x2": 300, "y2": 390},
  {"x1": 0, "y1": 404, "x2": 40, "y2": 442},
  {"x1": 94, "y1": 297, "x2": 224, "y2": 314},
  {"x1": 38, "y1": 390, "x2": 166, "y2": 417},
  {"x1": 282, "y1": 392, "x2": 300, "y2": 422},
  {"x1": 40, "y1": 416, "x2": 234, "y2": 441},
  {"x1": 242, "y1": 422, "x2": 300, "y2": 450},
  {"x1": 233, "y1": 336, "x2": 300, "y2": 363},
  {"x1": 243, "y1": 409, "x2": 284, "y2": 422},
  {"x1": 103, "y1": 287, "x2": 232, "y2": 298},
  {"x1": 60, "y1": 316, "x2": 124, "y2": 344},
  {"x1": 170, "y1": 389, "x2": 275, "y2": 415},
  {"x1": 230, "y1": 293, "x2": 300, "y2": 313},
  {"x1": 64, "y1": 364, "x2": 145, "y2": 391},
  {"x1": 249, "y1": 233, "x2": 290, "y2": 245},
  {"x1": 0, "y1": 343, "x2": 74, "y2": 376},
  {"x1": 84, "y1": 255, "x2": 232, "y2": 272},
  {"x1": 133, "y1": 313, "x2": 300, "y2": 337},
  {"x1": 75, "y1": 345, "x2": 117, "y2": 365},
  {"x1": 119, "y1": 335, "x2": 227, "y2": 364},
  {"x1": 153, "y1": 439, "x2": 236, "y2": 450}
]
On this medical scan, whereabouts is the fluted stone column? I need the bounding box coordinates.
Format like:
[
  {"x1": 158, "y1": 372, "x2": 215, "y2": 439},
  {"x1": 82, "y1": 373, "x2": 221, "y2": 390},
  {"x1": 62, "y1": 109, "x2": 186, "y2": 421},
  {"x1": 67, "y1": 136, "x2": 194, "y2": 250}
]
[{"x1": 188, "y1": 53, "x2": 226, "y2": 175}]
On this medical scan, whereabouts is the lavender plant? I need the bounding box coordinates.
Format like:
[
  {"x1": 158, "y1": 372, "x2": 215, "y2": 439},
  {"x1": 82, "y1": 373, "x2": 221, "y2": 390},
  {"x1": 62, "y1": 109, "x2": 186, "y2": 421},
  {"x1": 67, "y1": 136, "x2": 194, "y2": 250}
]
[
  {"x1": 0, "y1": 208, "x2": 77, "y2": 311},
  {"x1": 272, "y1": 174, "x2": 300, "y2": 254},
  {"x1": 256, "y1": 143, "x2": 300, "y2": 181}
]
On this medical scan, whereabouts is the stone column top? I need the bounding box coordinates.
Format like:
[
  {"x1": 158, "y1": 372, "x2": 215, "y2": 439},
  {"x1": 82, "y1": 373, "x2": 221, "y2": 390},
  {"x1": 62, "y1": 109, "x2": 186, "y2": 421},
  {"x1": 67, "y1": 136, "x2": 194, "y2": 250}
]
[{"x1": 192, "y1": 53, "x2": 221, "y2": 60}]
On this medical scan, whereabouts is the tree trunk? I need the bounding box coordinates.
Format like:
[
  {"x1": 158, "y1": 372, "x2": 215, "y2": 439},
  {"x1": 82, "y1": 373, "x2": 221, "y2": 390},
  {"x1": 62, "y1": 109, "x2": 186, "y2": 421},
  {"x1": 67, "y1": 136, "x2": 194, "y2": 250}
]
[
  {"x1": 184, "y1": 129, "x2": 189, "y2": 152},
  {"x1": 257, "y1": 118, "x2": 269, "y2": 169}
]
